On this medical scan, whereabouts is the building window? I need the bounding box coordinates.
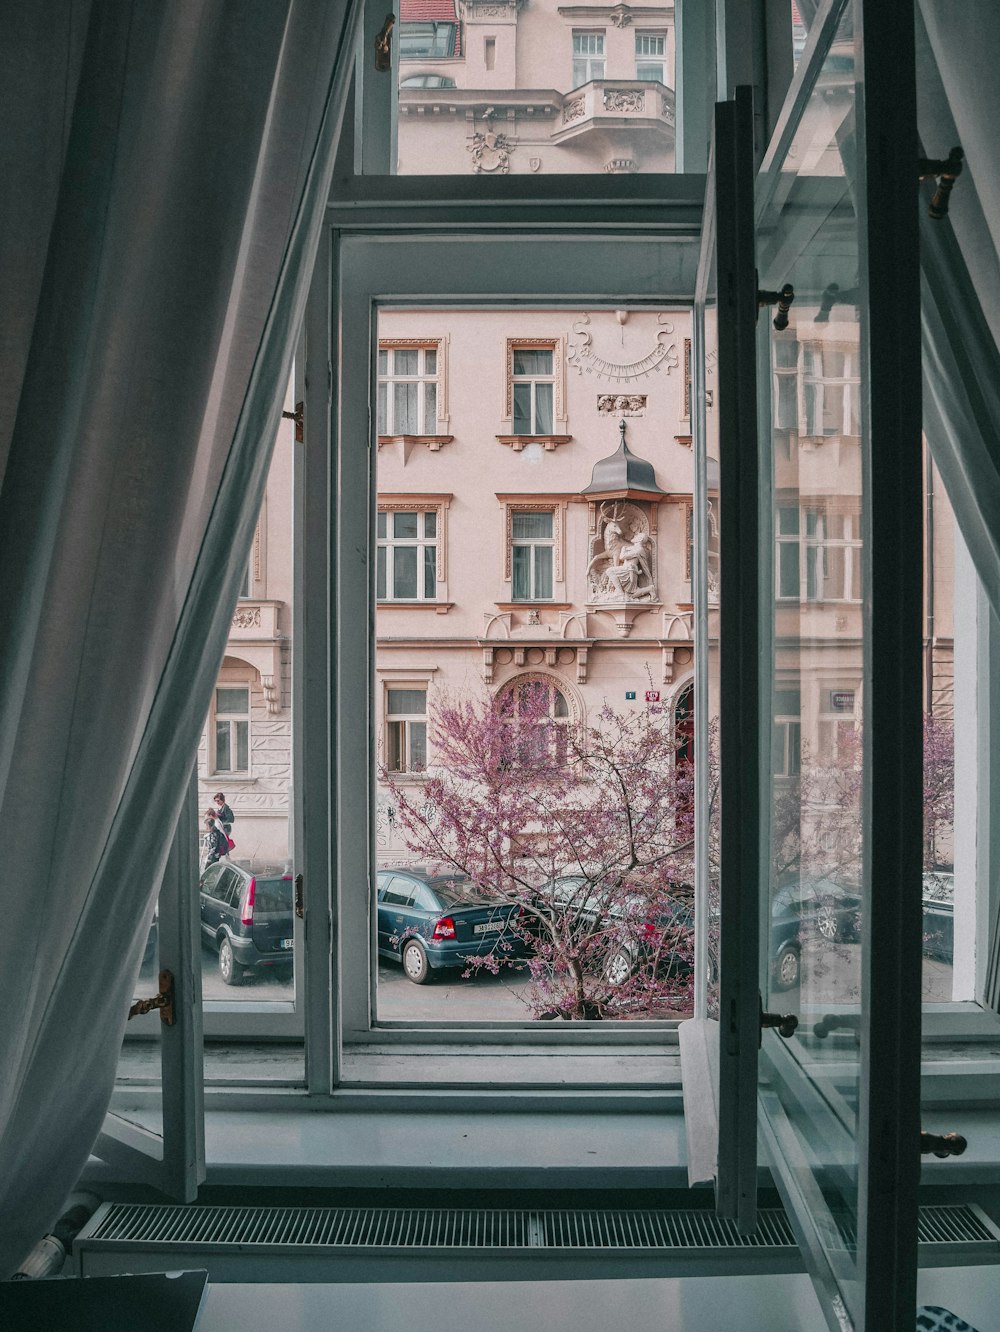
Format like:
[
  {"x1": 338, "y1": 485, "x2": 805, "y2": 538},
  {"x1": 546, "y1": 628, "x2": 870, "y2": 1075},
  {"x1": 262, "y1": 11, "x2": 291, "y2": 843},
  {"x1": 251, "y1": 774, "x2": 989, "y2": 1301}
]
[
  {"x1": 399, "y1": 73, "x2": 457, "y2": 88},
  {"x1": 511, "y1": 347, "x2": 555, "y2": 434},
  {"x1": 776, "y1": 505, "x2": 861, "y2": 603},
  {"x1": 377, "y1": 509, "x2": 438, "y2": 600},
  {"x1": 214, "y1": 686, "x2": 250, "y2": 773},
  {"x1": 572, "y1": 32, "x2": 605, "y2": 87},
  {"x1": 772, "y1": 335, "x2": 799, "y2": 430},
  {"x1": 802, "y1": 342, "x2": 860, "y2": 436},
  {"x1": 818, "y1": 687, "x2": 858, "y2": 761},
  {"x1": 511, "y1": 511, "x2": 554, "y2": 600},
  {"x1": 398, "y1": 21, "x2": 458, "y2": 59},
  {"x1": 635, "y1": 32, "x2": 666, "y2": 81},
  {"x1": 772, "y1": 689, "x2": 802, "y2": 778},
  {"x1": 386, "y1": 688, "x2": 427, "y2": 773},
  {"x1": 499, "y1": 676, "x2": 571, "y2": 767},
  {"x1": 378, "y1": 346, "x2": 438, "y2": 436}
]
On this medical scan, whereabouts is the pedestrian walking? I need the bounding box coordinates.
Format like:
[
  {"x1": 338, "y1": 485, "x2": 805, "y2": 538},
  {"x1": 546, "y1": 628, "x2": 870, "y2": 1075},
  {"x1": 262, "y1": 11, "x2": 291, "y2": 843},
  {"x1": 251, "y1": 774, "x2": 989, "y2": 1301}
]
[{"x1": 213, "y1": 791, "x2": 235, "y2": 836}]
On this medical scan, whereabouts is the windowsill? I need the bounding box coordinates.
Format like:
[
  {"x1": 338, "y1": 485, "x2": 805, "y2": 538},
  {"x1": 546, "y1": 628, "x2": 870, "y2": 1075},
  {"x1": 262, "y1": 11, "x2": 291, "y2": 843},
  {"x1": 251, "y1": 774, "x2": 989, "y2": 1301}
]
[
  {"x1": 496, "y1": 435, "x2": 572, "y2": 452},
  {"x1": 494, "y1": 602, "x2": 573, "y2": 611},
  {"x1": 385, "y1": 771, "x2": 428, "y2": 783},
  {"x1": 377, "y1": 601, "x2": 453, "y2": 613},
  {"x1": 377, "y1": 434, "x2": 453, "y2": 451}
]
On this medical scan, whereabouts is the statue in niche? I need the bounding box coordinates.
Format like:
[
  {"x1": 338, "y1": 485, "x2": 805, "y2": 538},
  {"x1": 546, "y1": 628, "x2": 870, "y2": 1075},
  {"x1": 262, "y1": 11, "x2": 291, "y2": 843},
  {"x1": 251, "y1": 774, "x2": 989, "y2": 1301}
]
[{"x1": 586, "y1": 501, "x2": 657, "y2": 603}]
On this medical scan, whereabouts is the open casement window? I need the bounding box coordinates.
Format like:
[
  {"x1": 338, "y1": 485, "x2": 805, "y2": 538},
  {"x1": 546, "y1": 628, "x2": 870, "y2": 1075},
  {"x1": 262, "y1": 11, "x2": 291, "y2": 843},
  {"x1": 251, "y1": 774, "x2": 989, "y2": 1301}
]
[
  {"x1": 94, "y1": 781, "x2": 205, "y2": 1199},
  {"x1": 700, "y1": 4, "x2": 989, "y2": 1324}
]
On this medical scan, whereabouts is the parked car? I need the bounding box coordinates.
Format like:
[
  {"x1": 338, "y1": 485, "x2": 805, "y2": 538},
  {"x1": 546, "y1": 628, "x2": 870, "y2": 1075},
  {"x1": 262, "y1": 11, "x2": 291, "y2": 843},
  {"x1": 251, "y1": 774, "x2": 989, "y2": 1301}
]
[
  {"x1": 527, "y1": 874, "x2": 696, "y2": 987},
  {"x1": 769, "y1": 877, "x2": 864, "y2": 990},
  {"x1": 200, "y1": 861, "x2": 294, "y2": 985},
  {"x1": 921, "y1": 869, "x2": 954, "y2": 964},
  {"x1": 376, "y1": 868, "x2": 530, "y2": 984}
]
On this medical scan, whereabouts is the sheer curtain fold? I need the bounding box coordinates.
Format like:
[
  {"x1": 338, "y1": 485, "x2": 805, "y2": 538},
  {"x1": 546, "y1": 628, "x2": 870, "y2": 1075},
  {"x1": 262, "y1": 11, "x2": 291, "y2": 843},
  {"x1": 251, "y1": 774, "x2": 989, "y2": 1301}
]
[{"x1": 0, "y1": 0, "x2": 356, "y2": 1276}]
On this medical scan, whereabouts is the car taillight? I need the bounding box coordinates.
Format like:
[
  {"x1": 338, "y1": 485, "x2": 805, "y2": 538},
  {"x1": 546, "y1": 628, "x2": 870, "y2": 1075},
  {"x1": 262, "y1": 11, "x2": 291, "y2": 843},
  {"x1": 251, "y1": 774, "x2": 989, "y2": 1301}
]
[
  {"x1": 432, "y1": 916, "x2": 456, "y2": 939},
  {"x1": 241, "y1": 877, "x2": 256, "y2": 926}
]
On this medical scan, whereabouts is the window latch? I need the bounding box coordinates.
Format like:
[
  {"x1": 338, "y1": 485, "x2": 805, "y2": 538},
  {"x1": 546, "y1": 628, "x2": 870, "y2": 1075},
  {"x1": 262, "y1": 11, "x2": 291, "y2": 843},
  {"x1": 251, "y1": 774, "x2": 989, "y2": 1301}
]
[
  {"x1": 759, "y1": 996, "x2": 798, "y2": 1047},
  {"x1": 128, "y1": 970, "x2": 175, "y2": 1026},
  {"x1": 295, "y1": 873, "x2": 304, "y2": 920},
  {"x1": 281, "y1": 401, "x2": 304, "y2": 443},
  {"x1": 757, "y1": 282, "x2": 795, "y2": 331},
  {"x1": 918, "y1": 146, "x2": 963, "y2": 220},
  {"x1": 374, "y1": 12, "x2": 395, "y2": 72},
  {"x1": 920, "y1": 1131, "x2": 967, "y2": 1159}
]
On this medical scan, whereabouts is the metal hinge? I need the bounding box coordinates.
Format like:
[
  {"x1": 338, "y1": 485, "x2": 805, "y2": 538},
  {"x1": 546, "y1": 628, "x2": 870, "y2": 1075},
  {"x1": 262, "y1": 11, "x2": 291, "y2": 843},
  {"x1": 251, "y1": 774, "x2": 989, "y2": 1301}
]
[
  {"x1": 282, "y1": 401, "x2": 304, "y2": 443},
  {"x1": 374, "y1": 12, "x2": 395, "y2": 72},
  {"x1": 920, "y1": 1130, "x2": 968, "y2": 1159},
  {"x1": 128, "y1": 970, "x2": 175, "y2": 1026},
  {"x1": 918, "y1": 145, "x2": 963, "y2": 219},
  {"x1": 295, "y1": 873, "x2": 304, "y2": 920}
]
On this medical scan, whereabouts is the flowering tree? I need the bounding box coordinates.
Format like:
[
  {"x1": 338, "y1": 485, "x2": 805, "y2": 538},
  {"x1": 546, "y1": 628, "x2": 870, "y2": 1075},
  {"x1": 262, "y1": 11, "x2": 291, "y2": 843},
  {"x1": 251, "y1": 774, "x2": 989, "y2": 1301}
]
[{"x1": 383, "y1": 683, "x2": 696, "y2": 1020}]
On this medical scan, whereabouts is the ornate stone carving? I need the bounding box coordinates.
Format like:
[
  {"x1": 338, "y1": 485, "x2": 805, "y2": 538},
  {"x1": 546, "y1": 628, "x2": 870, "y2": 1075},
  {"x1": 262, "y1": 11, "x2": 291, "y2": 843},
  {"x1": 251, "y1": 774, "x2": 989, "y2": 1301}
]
[
  {"x1": 597, "y1": 393, "x2": 646, "y2": 415},
  {"x1": 605, "y1": 157, "x2": 638, "y2": 174},
  {"x1": 661, "y1": 96, "x2": 675, "y2": 124},
  {"x1": 567, "y1": 312, "x2": 679, "y2": 381},
  {"x1": 563, "y1": 96, "x2": 585, "y2": 123},
  {"x1": 603, "y1": 88, "x2": 645, "y2": 113},
  {"x1": 586, "y1": 500, "x2": 657, "y2": 604},
  {"x1": 468, "y1": 108, "x2": 513, "y2": 173},
  {"x1": 609, "y1": 3, "x2": 632, "y2": 27},
  {"x1": 232, "y1": 606, "x2": 262, "y2": 629}
]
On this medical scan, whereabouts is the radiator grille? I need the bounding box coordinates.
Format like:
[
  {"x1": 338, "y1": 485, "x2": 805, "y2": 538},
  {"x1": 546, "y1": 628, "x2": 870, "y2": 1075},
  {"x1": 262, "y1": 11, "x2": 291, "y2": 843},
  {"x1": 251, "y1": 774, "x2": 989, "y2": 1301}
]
[
  {"x1": 831, "y1": 1204, "x2": 999, "y2": 1253},
  {"x1": 86, "y1": 1203, "x2": 796, "y2": 1251}
]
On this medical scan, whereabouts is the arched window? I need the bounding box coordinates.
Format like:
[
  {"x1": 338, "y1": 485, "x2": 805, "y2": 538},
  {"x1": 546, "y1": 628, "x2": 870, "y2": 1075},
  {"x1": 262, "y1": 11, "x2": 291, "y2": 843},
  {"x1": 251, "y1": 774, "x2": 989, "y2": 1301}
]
[
  {"x1": 498, "y1": 676, "x2": 572, "y2": 767},
  {"x1": 674, "y1": 681, "x2": 694, "y2": 764}
]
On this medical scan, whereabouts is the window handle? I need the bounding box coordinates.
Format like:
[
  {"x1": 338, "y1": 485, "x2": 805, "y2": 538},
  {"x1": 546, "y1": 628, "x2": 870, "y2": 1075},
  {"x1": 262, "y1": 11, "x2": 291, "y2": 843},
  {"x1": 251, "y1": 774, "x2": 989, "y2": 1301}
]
[
  {"x1": 295, "y1": 874, "x2": 304, "y2": 920},
  {"x1": 374, "y1": 12, "x2": 395, "y2": 72},
  {"x1": 759, "y1": 996, "x2": 798, "y2": 1046},
  {"x1": 757, "y1": 282, "x2": 796, "y2": 331},
  {"x1": 128, "y1": 971, "x2": 175, "y2": 1027},
  {"x1": 920, "y1": 1131, "x2": 967, "y2": 1159},
  {"x1": 918, "y1": 145, "x2": 963, "y2": 219}
]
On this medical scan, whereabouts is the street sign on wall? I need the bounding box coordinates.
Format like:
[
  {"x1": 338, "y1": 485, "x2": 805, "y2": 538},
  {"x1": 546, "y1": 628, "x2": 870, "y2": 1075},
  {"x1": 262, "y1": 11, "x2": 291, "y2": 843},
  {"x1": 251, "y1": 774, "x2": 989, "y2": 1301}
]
[{"x1": 645, "y1": 690, "x2": 660, "y2": 703}]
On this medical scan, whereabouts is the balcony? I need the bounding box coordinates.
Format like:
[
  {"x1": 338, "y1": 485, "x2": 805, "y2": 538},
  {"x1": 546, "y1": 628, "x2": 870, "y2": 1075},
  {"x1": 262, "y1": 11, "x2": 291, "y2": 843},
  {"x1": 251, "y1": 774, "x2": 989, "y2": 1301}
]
[{"x1": 552, "y1": 80, "x2": 675, "y2": 146}]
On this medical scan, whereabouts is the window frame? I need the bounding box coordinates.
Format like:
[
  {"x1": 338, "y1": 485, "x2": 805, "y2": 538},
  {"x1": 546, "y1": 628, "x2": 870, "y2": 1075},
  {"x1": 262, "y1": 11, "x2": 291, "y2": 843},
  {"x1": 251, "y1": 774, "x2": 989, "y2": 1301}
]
[
  {"x1": 384, "y1": 684, "x2": 428, "y2": 775},
  {"x1": 377, "y1": 340, "x2": 445, "y2": 439},
  {"x1": 634, "y1": 30, "x2": 667, "y2": 83},
  {"x1": 212, "y1": 684, "x2": 251, "y2": 776},
  {"x1": 496, "y1": 495, "x2": 569, "y2": 607},
  {"x1": 503, "y1": 338, "x2": 567, "y2": 440},
  {"x1": 511, "y1": 509, "x2": 555, "y2": 601},
  {"x1": 571, "y1": 29, "x2": 606, "y2": 87},
  {"x1": 376, "y1": 494, "x2": 452, "y2": 606}
]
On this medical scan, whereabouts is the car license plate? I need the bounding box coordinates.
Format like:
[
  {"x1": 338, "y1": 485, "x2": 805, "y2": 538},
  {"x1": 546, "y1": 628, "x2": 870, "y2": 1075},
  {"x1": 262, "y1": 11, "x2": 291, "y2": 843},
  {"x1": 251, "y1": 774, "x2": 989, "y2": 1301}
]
[
  {"x1": 473, "y1": 921, "x2": 503, "y2": 934},
  {"x1": 278, "y1": 938, "x2": 293, "y2": 949}
]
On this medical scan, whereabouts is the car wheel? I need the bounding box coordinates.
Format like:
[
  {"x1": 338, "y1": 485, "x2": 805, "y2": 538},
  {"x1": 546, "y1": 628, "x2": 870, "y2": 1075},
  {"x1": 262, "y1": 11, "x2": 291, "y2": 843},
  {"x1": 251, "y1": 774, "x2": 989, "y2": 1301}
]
[
  {"x1": 218, "y1": 936, "x2": 244, "y2": 986},
  {"x1": 816, "y1": 902, "x2": 840, "y2": 942},
  {"x1": 605, "y1": 947, "x2": 634, "y2": 986},
  {"x1": 773, "y1": 942, "x2": 800, "y2": 991},
  {"x1": 401, "y1": 939, "x2": 431, "y2": 985}
]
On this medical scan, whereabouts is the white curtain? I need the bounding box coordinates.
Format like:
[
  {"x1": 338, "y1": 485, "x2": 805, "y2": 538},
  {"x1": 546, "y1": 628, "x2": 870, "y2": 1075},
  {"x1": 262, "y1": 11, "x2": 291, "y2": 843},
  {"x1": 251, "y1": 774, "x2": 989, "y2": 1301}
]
[
  {"x1": 917, "y1": 2, "x2": 1000, "y2": 619},
  {"x1": 0, "y1": 0, "x2": 356, "y2": 1276}
]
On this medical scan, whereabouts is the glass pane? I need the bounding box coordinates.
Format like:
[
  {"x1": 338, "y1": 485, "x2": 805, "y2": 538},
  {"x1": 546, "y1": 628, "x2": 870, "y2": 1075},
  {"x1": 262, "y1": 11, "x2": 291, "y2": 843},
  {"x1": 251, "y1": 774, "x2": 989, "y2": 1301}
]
[
  {"x1": 512, "y1": 511, "x2": 553, "y2": 539},
  {"x1": 394, "y1": 348, "x2": 418, "y2": 375},
  {"x1": 215, "y1": 722, "x2": 231, "y2": 772},
  {"x1": 534, "y1": 383, "x2": 554, "y2": 434},
  {"x1": 378, "y1": 349, "x2": 388, "y2": 375},
  {"x1": 424, "y1": 349, "x2": 437, "y2": 374},
  {"x1": 377, "y1": 511, "x2": 387, "y2": 539},
  {"x1": 388, "y1": 689, "x2": 426, "y2": 714},
  {"x1": 377, "y1": 545, "x2": 387, "y2": 599},
  {"x1": 757, "y1": 7, "x2": 865, "y2": 1317},
  {"x1": 512, "y1": 382, "x2": 532, "y2": 434},
  {"x1": 394, "y1": 6, "x2": 676, "y2": 175},
  {"x1": 377, "y1": 381, "x2": 387, "y2": 436},
  {"x1": 534, "y1": 544, "x2": 553, "y2": 598},
  {"x1": 216, "y1": 687, "x2": 249, "y2": 714},
  {"x1": 424, "y1": 380, "x2": 437, "y2": 429},
  {"x1": 512, "y1": 544, "x2": 531, "y2": 599},
  {"x1": 375, "y1": 303, "x2": 694, "y2": 1028},
  {"x1": 423, "y1": 544, "x2": 436, "y2": 598},
  {"x1": 235, "y1": 720, "x2": 249, "y2": 772},
  {"x1": 394, "y1": 381, "x2": 418, "y2": 433},
  {"x1": 392, "y1": 545, "x2": 418, "y2": 598}
]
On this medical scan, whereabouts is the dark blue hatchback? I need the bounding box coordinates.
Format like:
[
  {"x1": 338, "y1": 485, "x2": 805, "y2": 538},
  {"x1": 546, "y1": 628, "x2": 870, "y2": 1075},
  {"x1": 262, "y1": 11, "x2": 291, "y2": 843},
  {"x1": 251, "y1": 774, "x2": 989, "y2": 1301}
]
[{"x1": 376, "y1": 868, "x2": 530, "y2": 984}]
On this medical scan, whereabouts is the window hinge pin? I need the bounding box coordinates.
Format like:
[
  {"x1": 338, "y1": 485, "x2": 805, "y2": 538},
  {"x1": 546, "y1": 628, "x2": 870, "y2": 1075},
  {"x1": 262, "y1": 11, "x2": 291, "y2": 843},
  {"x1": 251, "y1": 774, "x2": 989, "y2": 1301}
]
[
  {"x1": 128, "y1": 970, "x2": 175, "y2": 1026},
  {"x1": 918, "y1": 145, "x2": 963, "y2": 220},
  {"x1": 374, "y1": 12, "x2": 395, "y2": 72},
  {"x1": 282, "y1": 401, "x2": 304, "y2": 443},
  {"x1": 920, "y1": 1130, "x2": 967, "y2": 1158}
]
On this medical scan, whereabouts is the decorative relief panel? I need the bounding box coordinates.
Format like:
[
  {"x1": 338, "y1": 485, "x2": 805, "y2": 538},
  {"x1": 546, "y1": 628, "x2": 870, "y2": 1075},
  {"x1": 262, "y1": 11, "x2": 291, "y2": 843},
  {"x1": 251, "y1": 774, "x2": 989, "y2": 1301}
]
[
  {"x1": 567, "y1": 312, "x2": 678, "y2": 382},
  {"x1": 603, "y1": 88, "x2": 645, "y2": 113},
  {"x1": 468, "y1": 109, "x2": 514, "y2": 174},
  {"x1": 563, "y1": 97, "x2": 585, "y2": 123},
  {"x1": 597, "y1": 393, "x2": 646, "y2": 415},
  {"x1": 233, "y1": 606, "x2": 262, "y2": 630}
]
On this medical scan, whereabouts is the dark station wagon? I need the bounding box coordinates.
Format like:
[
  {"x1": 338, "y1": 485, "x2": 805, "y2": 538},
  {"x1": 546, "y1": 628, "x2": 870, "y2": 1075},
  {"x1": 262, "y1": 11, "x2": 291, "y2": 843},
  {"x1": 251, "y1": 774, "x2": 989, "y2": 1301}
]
[
  {"x1": 376, "y1": 867, "x2": 530, "y2": 984},
  {"x1": 200, "y1": 861, "x2": 294, "y2": 985}
]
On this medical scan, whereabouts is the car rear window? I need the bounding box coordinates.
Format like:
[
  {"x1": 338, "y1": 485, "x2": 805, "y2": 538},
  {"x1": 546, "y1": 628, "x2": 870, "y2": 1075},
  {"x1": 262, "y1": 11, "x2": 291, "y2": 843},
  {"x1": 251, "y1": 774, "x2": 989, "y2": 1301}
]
[
  {"x1": 429, "y1": 879, "x2": 478, "y2": 906},
  {"x1": 253, "y1": 877, "x2": 293, "y2": 913}
]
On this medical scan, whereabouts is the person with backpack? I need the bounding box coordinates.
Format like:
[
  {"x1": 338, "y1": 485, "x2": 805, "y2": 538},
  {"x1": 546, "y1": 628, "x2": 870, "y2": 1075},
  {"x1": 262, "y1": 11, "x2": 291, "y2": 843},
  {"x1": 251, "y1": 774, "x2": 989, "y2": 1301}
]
[{"x1": 201, "y1": 812, "x2": 229, "y2": 870}]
